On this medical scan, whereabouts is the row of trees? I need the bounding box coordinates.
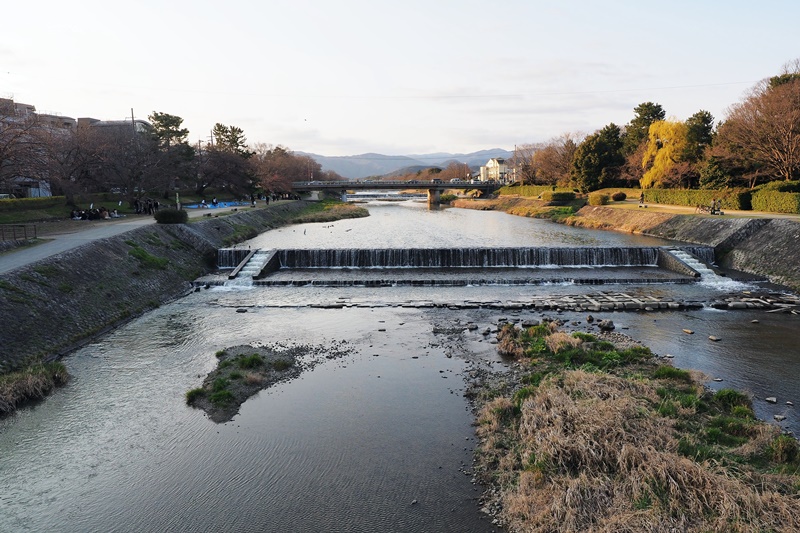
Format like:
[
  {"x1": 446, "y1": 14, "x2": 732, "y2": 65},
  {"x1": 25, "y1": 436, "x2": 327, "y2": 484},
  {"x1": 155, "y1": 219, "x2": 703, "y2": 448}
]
[
  {"x1": 0, "y1": 105, "x2": 339, "y2": 203},
  {"x1": 511, "y1": 59, "x2": 800, "y2": 192}
]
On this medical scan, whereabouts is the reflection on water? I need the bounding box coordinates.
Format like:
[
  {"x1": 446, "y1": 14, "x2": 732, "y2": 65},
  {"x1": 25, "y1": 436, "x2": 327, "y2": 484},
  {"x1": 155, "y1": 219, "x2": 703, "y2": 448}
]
[
  {"x1": 247, "y1": 200, "x2": 675, "y2": 250},
  {"x1": 1, "y1": 202, "x2": 797, "y2": 532}
]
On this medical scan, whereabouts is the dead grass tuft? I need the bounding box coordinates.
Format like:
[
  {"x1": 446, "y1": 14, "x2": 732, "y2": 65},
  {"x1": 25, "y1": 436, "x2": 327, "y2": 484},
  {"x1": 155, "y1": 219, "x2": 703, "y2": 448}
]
[
  {"x1": 496, "y1": 370, "x2": 800, "y2": 531},
  {"x1": 545, "y1": 331, "x2": 582, "y2": 353}
]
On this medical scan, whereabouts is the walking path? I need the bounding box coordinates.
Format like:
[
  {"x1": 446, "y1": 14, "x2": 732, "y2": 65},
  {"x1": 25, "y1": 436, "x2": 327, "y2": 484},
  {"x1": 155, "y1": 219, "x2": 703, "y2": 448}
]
[{"x1": 0, "y1": 203, "x2": 265, "y2": 275}]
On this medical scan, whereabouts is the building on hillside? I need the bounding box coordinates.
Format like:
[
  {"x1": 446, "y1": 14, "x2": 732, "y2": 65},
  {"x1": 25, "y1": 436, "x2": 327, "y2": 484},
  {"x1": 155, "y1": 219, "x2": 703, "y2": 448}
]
[
  {"x1": 77, "y1": 117, "x2": 152, "y2": 134},
  {"x1": 479, "y1": 157, "x2": 509, "y2": 183}
]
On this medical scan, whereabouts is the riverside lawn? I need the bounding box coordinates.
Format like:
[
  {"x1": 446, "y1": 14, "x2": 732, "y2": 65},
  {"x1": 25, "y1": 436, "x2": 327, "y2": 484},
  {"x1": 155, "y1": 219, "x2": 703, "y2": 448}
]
[{"x1": 472, "y1": 319, "x2": 800, "y2": 532}]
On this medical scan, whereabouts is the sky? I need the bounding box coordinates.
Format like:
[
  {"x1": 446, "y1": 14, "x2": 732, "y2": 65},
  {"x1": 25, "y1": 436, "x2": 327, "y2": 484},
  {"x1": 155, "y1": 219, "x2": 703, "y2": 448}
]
[{"x1": 2, "y1": 0, "x2": 798, "y2": 157}]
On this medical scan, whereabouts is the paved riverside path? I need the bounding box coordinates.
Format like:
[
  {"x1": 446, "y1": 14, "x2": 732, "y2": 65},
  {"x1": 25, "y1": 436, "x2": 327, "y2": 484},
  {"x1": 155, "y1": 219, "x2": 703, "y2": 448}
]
[{"x1": 0, "y1": 203, "x2": 263, "y2": 275}]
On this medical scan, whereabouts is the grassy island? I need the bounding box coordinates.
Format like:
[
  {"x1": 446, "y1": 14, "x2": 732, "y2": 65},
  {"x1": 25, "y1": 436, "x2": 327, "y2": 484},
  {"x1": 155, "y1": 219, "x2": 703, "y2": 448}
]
[
  {"x1": 0, "y1": 359, "x2": 69, "y2": 417},
  {"x1": 473, "y1": 320, "x2": 800, "y2": 532},
  {"x1": 290, "y1": 199, "x2": 369, "y2": 224},
  {"x1": 185, "y1": 345, "x2": 300, "y2": 423},
  {"x1": 186, "y1": 341, "x2": 353, "y2": 423}
]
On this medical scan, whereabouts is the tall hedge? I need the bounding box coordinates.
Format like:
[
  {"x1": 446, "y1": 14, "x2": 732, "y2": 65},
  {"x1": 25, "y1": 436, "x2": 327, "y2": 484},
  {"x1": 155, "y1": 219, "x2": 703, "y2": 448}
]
[
  {"x1": 0, "y1": 196, "x2": 66, "y2": 212},
  {"x1": 540, "y1": 191, "x2": 576, "y2": 202},
  {"x1": 497, "y1": 185, "x2": 556, "y2": 197},
  {"x1": 751, "y1": 191, "x2": 800, "y2": 213},
  {"x1": 642, "y1": 189, "x2": 751, "y2": 210}
]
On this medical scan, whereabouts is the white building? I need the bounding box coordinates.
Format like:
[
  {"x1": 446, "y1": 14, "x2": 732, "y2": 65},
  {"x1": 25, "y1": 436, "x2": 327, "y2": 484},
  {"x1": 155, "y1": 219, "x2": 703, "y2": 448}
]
[{"x1": 479, "y1": 157, "x2": 509, "y2": 183}]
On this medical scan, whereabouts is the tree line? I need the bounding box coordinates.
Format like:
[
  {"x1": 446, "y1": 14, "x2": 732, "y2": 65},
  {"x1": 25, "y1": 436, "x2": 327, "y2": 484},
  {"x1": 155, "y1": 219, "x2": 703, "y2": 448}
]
[
  {"x1": 0, "y1": 106, "x2": 342, "y2": 203},
  {"x1": 510, "y1": 59, "x2": 800, "y2": 192}
]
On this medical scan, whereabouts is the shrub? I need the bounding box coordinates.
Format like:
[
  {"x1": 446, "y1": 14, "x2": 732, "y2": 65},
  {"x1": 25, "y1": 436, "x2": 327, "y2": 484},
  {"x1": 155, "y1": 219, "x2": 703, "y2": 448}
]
[
  {"x1": 185, "y1": 388, "x2": 205, "y2": 404},
  {"x1": 238, "y1": 353, "x2": 264, "y2": 369},
  {"x1": 212, "y1": 377, "x2": 229, "y2": 392},
  {"x1": 540, "y1": 191, "x2": 576, "y2": 203},
  {"x1": 154, "y1": 208, "x2": 188, "y2": 224},
  {"x1": 769, "y1": 434, "x2": 800, "y2": 463},
  {"x1": 587, "y1": 193, "x2": 610, "y2": 206},
  {"x1": 713, "y1": 388, "x2": 751, "y2": 411},
  {"x1": 209, "y1": 389, "x2": 234, "y2": 406},
  {"x1": 652, "y1": 365, "x2": 693, "y2": 383},
  {"x1": 611, "y1": 191, "x2": 627, "y2": 201}
]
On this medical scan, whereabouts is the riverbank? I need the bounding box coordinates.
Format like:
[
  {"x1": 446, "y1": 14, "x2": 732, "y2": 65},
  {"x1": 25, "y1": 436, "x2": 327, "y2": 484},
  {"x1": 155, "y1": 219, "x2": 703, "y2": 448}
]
[
  {"x1": 469, "y1": 318, "x2": 800, "y2": 532},
  {"x1": 453, "y1": 197, "x2": 800, "y2": 292},
  {"x1": 0, "y1": 201, "x2": 368, "y2": 415}
]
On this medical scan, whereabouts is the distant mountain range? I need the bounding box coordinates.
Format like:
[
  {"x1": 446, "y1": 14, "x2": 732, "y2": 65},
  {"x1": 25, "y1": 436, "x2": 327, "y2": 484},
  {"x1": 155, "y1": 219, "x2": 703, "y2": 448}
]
[{"x1": 297, "y1": 148, "x2": 513, "y2": 179}]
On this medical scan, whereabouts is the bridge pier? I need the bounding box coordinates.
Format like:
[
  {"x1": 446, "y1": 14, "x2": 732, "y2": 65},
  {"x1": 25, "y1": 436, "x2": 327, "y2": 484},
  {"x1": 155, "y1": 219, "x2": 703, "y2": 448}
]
[{"x1": 427, "y1": 188, "x2": 441, "y2": 206}]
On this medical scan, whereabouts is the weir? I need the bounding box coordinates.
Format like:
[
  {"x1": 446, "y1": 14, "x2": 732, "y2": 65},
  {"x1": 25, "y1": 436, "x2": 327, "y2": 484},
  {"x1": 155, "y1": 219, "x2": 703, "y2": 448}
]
[
  {"x1": 202, "y1": 245, "x2": 719, "y2": 288},
  {"x1": 277, "y1": 247, "x2": 667, "y2": 269}
]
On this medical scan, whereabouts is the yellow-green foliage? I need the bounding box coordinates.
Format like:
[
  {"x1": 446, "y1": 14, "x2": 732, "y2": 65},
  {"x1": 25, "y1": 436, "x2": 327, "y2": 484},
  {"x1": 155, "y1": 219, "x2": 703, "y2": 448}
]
[
  {"x1": 0, "y1": 196, "x2": 66, "y2": 212},
  {"x1": 497, "y1": 185, "x2": 554, "y2": 197},
  {"x1": 641, "y1": 120, "x2": 689, "y2": 189},
  {"x1": 587, "y1": 192, "x2": 610, "y2": 206}
]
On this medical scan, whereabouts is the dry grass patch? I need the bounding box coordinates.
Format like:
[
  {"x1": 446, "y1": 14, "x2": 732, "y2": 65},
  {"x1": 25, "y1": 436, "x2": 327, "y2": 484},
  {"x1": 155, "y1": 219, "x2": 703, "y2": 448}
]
[{"x1": 475, "y1": 323, "x2": 800, "y2": 532}]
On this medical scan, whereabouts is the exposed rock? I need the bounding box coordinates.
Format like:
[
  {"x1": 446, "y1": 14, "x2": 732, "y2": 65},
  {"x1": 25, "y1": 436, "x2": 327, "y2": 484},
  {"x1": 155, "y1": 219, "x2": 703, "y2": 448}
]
[
  {"x1": 766, "y1": 397, "x2": 778, "y2": 404},
  {"x1": 774, "y1": 415, "x2": 787, "y2": 422},
  {"x1": 683, "y1": 329, "x2": 694, "y2": 334},
  {"x1": 708, "y1": 335, "x2": 721, "y2": 342},
  {"x1": 597, "y1": 319, "x2": 615, "y2": 332}
]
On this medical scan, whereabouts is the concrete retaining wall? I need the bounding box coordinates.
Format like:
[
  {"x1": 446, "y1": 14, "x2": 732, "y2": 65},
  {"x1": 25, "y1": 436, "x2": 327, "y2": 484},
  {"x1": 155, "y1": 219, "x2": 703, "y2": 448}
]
[
  {"x1": 0, "y1": 202, "x2": 310, "y2": 372},
  {"x1": 572, "y1": 207, "x2": 800, "y2": 291}
]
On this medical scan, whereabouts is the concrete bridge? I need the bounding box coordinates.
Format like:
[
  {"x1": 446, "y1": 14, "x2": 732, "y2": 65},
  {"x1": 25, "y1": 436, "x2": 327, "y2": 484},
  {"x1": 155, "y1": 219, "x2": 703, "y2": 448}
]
[{"x1": 291, "y1": 180, "x2": 499, "y2": 205}]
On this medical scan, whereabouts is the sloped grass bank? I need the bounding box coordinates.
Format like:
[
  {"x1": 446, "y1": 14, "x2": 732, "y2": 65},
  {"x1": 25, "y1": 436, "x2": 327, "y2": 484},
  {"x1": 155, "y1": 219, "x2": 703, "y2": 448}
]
[{"x1": 474, "y1": 321, "x2": 800, "y2": 532}]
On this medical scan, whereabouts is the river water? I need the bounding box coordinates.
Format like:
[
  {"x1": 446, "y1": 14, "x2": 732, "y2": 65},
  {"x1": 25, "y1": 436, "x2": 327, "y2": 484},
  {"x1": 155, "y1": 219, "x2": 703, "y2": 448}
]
[{"x1": 1, "y1": 200, "x2": 798, "y2": 532}]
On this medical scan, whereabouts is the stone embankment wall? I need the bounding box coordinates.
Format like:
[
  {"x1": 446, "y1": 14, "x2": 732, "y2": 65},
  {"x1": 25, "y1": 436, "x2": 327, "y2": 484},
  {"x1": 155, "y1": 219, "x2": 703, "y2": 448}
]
[
  {"x1": 571, "y1": 206, "x2": 800, "y2": 291},
  {"x1": 0, "y1": 202, "x2": 310, "y2": 372}
]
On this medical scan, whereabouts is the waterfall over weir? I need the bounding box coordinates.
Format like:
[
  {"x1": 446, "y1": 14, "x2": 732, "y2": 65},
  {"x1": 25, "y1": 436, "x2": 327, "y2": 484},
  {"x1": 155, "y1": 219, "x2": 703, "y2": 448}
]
[
  {"x1": 278, "y1": 247, "x2": 664, "y2": 269},
  {"x1": 206, "y1": 246, "x2": 718, "y2": 287}
]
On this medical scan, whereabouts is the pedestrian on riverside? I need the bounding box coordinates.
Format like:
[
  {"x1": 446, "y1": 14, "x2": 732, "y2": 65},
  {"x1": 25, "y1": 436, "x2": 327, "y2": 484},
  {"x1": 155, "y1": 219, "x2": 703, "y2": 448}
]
[{"x1": 639, "y1": 192, "x2": 644, "y2": 205}]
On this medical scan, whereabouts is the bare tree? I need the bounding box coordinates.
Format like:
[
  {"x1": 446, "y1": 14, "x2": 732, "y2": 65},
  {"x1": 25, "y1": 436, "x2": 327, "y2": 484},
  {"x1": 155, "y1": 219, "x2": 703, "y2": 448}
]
[
  {"x1": 534, "y1": 133, "x2": 581, "y2": 187},
  {"x1": 0, "y1": 103, "x2": 49, "y2": 196},
  {"x1": 716, "y1": 73, "x2": 800, "y2": 182}
]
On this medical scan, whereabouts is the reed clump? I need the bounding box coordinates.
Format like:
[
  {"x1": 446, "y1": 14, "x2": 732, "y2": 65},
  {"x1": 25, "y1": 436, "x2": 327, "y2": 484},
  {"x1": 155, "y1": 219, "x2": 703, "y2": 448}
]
[
  {"x1": 476, "y1": 322, "x2": 800, "y2": 532},
  {"x1": 0, "y1": 360, "x2": 69, "y2": 416}
]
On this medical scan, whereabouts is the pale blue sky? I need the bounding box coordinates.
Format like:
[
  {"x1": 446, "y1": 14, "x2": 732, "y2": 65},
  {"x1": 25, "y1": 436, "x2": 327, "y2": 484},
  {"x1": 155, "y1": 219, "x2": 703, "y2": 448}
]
[{"x1": 2, "y1": 0, "x2": 797, "y2": 156}]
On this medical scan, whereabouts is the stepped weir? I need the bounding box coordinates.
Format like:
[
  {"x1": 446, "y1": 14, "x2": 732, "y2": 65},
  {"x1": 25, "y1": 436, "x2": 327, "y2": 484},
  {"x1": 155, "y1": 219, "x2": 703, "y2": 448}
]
[{"x1": 208, "y1": 246, "x2": 717, "y2": 287}]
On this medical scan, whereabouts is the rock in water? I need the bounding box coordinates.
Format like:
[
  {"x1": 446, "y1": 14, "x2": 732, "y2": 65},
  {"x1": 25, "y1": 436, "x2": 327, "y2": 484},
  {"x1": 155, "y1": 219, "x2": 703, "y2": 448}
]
[{"x1": 598, "y1": 319, "x2": 615, "y2": 332}]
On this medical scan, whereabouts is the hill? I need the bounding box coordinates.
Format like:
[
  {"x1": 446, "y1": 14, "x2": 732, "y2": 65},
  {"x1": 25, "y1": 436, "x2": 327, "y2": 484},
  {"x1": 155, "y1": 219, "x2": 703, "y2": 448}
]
[{"x1": 297, "y1": 148, "x2": 512, "y2": 179}]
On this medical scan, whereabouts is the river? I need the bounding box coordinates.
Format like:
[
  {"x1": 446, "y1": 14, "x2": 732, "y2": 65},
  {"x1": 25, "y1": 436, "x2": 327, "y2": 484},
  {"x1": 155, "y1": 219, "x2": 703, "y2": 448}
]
[{"x1": 1, "y1": 200, "x2": 797, "y2": 532}]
